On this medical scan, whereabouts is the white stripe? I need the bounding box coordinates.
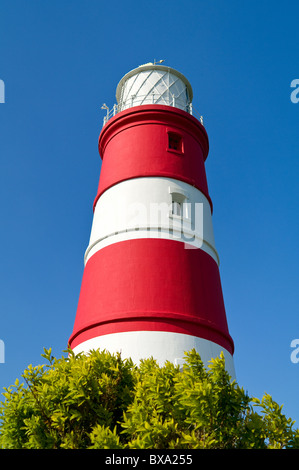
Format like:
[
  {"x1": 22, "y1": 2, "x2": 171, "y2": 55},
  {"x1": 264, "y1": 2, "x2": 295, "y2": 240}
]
[
  {"x1": 85, "y1": 177, "x2": 219, "y2": 265},
  {"x1": 72, "y1": 330, "x2": 235, "y2": 380}
]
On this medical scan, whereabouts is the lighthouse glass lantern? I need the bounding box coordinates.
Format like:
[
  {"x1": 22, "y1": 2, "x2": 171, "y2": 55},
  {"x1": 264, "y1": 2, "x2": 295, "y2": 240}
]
[{"x1": 69, "y1": 63, "x2": 235, "y2": 378}]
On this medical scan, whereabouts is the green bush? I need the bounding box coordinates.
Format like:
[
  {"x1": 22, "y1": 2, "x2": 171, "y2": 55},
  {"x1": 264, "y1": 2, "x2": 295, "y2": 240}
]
[{"x1": 0, "y1": 348, "x2": 298, "y2": 449}]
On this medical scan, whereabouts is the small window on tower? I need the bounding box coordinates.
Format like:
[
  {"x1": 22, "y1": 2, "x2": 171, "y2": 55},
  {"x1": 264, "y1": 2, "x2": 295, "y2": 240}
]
[
  {"x1": 168, "y1": 132, "x2": 183, "y2": 153},
  {"x1": 171, "y1": 192, "x2": 186, "y2": 218},
  {"x1": 172, "y1": 200, "x2": 182, "y2": 217}
]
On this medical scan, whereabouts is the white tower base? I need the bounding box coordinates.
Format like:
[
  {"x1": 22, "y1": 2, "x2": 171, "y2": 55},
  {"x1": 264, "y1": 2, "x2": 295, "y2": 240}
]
[{"x1": 72, "y1": 331, "x2": 236, "y2": 380}]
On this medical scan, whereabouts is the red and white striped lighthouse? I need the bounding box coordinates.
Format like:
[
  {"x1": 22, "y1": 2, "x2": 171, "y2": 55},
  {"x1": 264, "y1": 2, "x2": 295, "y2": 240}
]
[{"x1": 69, "y1": 62, "x2": 235, "y2": 377}]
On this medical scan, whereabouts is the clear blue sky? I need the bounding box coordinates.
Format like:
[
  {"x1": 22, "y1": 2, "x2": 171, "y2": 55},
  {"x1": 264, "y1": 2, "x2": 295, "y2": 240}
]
[{"x1": 0, "y1": 0, "x2": 298, "y2": 426}]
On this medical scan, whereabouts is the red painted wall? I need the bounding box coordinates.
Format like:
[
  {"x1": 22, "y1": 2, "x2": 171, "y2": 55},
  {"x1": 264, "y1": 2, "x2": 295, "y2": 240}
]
[
  {"x1": 94, "y1": 105, "x2": 212, "y2": 212},
  {"x1": 69, "y1": 239, "x2": 234, "y2": 355}
]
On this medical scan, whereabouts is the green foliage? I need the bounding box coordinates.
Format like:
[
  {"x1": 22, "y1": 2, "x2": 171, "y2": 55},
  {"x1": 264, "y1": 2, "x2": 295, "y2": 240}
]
[
  {"x1": 0, "y1": 348, "x2": 135, "y2": 449},
  {"x1": 0, "y1": 348, "x2": 298, "y2": 449}
]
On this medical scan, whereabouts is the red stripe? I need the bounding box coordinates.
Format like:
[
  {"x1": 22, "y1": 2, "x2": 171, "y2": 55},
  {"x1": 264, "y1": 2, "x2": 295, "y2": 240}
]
[
  {"x1": 69, "y1": 239, "x2": 234, "y2": 354},
  {"x1": 94, "y1": 105, "x2": 212, "y2": 212}
]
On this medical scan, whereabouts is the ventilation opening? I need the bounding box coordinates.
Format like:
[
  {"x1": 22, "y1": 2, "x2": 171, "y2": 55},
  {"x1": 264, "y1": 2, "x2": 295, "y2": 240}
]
[{"x1": 168, "y1": 132, "x2": 183, "y2": 153}]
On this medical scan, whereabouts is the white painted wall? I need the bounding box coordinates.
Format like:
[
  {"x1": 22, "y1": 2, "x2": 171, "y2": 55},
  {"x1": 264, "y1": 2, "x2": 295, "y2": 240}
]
[
  {"x1": 73, "y1": 330, "x2": 235, "y2": 380},
  {"x1": 85, "y1": 177, "x2": 219, "y2": 265}
]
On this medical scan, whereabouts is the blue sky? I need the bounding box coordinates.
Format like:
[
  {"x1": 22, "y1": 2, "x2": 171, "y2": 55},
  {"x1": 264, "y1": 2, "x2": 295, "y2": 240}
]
[{"x1": 0, "y1": 0, "x2": 298, "y2": 427}]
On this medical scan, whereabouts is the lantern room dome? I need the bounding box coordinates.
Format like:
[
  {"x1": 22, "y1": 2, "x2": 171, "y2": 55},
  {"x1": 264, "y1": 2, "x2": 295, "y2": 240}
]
[{"x1": 115, "y1": 62, "x2": 193, "y2": 113}]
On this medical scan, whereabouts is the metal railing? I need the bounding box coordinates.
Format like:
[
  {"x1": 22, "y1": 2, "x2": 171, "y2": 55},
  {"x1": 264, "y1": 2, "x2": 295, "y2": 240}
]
[{"x1": 101, "y1": 94, "x2": 204, "y2": 127}]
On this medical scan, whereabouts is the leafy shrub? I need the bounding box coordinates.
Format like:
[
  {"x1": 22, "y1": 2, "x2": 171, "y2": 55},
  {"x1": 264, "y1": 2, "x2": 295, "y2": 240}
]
[{"x1": 0, "y1": 348, "x2": 298, "y2": 449}]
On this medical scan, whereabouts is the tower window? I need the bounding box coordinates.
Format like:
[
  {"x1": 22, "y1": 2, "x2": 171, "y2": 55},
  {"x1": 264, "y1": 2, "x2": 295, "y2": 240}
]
[
  {"x1": 168, "y1": 186, "x2": 190, "y2": 221},
  {"x1": 171, "y1": 192, "x2": 187, "y2": 217},
  {"x1": 168, "y1": 132, "x2": 183, "y2": 153},
  {"x1": 172, "y1": 201, "x2": 183, "y2": 216}
]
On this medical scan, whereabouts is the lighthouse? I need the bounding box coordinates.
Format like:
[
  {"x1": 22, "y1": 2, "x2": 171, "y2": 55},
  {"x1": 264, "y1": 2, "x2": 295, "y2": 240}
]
[{"x1": 69, "y1": 62, "x2": 235, "y2": 378}]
